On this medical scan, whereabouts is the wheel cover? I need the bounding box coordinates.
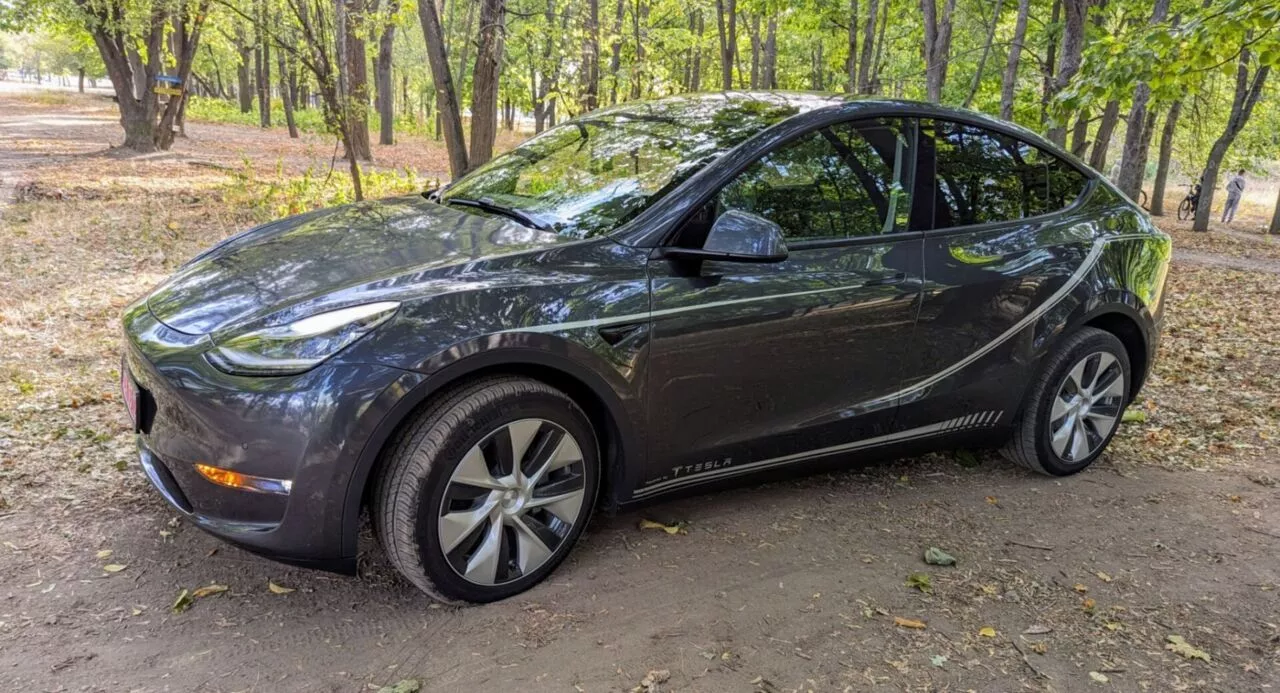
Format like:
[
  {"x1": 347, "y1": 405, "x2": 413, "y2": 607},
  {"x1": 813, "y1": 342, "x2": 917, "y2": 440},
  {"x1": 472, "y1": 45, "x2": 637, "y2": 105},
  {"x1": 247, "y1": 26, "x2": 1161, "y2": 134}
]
[
  {"x1": 437, "y1": 418, "x2": 587, "y2": 586},
  {"x1": 1048, "y1": 351, "x2": 1125, "y2": 463}
]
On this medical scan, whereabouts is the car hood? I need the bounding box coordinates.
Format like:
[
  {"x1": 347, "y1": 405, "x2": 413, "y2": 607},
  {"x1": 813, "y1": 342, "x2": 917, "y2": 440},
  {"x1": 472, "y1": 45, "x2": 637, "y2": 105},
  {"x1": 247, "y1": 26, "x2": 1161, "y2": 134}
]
[{"x1": 147, "y1": 194, "x2": 572, "y2": 335}]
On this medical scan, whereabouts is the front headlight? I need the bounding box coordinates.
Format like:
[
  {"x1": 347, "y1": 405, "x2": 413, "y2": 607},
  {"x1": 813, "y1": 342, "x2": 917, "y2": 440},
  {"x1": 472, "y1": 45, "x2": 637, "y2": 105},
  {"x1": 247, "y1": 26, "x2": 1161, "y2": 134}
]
[{"x1": 205, "y1": 301, "x2": 400, "y2": 376}]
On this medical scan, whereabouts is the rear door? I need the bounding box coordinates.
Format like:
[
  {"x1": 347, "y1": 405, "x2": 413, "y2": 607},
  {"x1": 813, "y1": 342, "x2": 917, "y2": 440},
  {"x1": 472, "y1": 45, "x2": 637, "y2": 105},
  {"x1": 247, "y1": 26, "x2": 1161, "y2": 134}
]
[
  {"x1": 636, "y1": 117, "x2": 926, "y2": 499},
  {"x1": 895, "y1": 118, "x2": 1095, "y2": 433}
]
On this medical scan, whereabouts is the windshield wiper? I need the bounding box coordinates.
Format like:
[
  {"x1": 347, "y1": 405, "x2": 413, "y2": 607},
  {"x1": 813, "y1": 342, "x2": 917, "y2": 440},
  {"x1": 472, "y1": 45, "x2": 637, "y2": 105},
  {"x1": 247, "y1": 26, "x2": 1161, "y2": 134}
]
[{"x1": 442, "y1": 196, "x2": 548, "y2": 231}]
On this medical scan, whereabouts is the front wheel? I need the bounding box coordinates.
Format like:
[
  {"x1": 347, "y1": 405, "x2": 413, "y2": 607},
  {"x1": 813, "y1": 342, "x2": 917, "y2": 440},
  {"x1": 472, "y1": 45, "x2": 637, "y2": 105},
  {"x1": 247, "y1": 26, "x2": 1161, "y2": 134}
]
[
  {"x1": 373, "y1": 377, "x2": 599, "y2": 603},
  {"x1": 1002, "y1": 327, "x2": 1131, "y2": 476},
  {"x1": 1177, "y1": 197, "x2": 1194, "y2": 221}
]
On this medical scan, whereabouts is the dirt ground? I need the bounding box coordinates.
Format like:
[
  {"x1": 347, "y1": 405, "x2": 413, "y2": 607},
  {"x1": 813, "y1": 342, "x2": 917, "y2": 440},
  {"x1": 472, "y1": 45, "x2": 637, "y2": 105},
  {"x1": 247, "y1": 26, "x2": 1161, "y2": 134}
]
[{"x1": 1, "y1": 86, "x2": 1278, "y2": 693}]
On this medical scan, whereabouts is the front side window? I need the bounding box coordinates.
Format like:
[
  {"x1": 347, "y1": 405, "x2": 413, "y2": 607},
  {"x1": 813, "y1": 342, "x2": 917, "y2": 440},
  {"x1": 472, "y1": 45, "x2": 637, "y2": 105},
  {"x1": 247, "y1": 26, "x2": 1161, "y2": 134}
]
[
  {"x1": 716, "y1": 118, "x2": 915, "y2": 242},
  {"x1": 442, "y1": 96, "x2": 816, "y2": 238},
  {"x1": 930, "y1": 120, "x2": 1088, "y2": 228}
]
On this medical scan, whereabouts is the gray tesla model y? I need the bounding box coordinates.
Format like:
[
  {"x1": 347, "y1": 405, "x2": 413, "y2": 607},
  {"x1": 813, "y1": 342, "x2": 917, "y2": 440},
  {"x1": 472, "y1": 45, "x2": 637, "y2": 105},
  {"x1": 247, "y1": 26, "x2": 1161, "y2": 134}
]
[{"x1": 121, "y1": 92, "x2": 1170, "y2": 602}]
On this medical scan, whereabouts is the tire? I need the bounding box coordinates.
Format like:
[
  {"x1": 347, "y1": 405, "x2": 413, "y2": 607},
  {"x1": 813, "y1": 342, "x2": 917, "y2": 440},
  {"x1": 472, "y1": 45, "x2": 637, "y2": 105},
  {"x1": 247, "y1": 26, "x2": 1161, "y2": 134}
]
[
  {"x1": 1177, "y1": 198, "x2": 1193, "y2": 221},
  {"x1": 1002, "y1": 327, "x2": 1131, "y2": 476},
  {"x1": 373, "y1": 376, "x2": 599, "y2": 604}
]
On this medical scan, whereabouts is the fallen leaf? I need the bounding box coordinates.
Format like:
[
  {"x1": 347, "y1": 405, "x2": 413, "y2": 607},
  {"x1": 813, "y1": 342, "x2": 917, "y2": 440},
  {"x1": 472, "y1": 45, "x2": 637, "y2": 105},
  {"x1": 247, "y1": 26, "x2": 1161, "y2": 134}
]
[
  {"x1": 102, "y1": 564, "x2": 127, "y2": 574},
  {"x1": 638, "y1": 519, "x2": 687, "y2": 535},
  {"x1": 905, "y1": 573, "x2": 932, "y2": 592},
  {"x1": 1104, "y1": 621, "x2": 1122, "y2": 631},
  {"x1": 1082, "y1": 597, "x2": 1096, "y2": 612},
  {"x1": 191, "y1": 584, "x2": 229, "y2": 599},
  {"x1": 268, "y1": 581, "x2": 295, "y2": 595},
  {"x1": 893, "y1": 616, "x2": 926, "y2": 629},
  {"x1": 1031, "y1": 641, "x2": 1048, "y2": 654},
  {"x1": 929, "y1": 654, "x2": 947, "y2": 667},
  {"x1": 1096, "y1": 571, "x2": 1112, "y2": 582},
  {"x1": 985, "y1": 495, "x2": 999, "y2": 505},
  {"x1": 631, "y1": 669, "x2": 670, "y2": 693},
  {"x1": 95, "y1": 549, "x2": 113, "y2": 559},
  {"x1": 1023, "y1": 625, "x2": 1053, "y2": 635},
  {"x1": 924, "y1": 547, "x2": 956, "y2": 566},
  {"x1": 978, "y1": 626, "x2": 997, "y2": 638},
  {"x1": 1166, "y1": 635, "x2": 1210, "y2": 662},
  {"x1": 1074, "y1": 583, "x2": 1089, "y2": 593},
  {"x1": 172, "y1": 589, "x2": 193, "y2": 613},
  {"x1": 1122, "y1": 409, "x2": 1146, "y2": 423},
  {"x1": 377, "y1": 680, "x2": 421, "y2": 693},
  {"x1": 1090, "y1": 671, "x2": 1110, "y2": 683}
]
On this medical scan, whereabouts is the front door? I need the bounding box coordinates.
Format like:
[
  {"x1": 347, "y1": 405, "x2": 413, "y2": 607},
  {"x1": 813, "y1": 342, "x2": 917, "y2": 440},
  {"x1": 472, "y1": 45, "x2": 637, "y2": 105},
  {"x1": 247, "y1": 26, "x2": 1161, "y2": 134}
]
[{"x1": 636, "y1": 117, "x2": 925, "y2": 499}]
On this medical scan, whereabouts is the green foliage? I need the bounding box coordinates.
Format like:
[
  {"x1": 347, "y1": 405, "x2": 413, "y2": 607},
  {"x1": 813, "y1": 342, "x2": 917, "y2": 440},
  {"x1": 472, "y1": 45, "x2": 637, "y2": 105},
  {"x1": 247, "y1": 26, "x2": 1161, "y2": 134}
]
[
  {"x1": 186, "y1": 95, "x2": 328, "y2": 133},
  {"x1": 221, "y1": 158, "x2": 427, "y2": 222}
]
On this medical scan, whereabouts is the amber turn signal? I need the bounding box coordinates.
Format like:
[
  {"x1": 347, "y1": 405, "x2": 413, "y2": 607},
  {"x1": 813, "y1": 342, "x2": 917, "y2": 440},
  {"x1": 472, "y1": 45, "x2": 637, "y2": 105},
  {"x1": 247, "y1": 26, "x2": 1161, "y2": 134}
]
[{"x1": 194, "y1": 463, "x2": 293, "y2": 495}]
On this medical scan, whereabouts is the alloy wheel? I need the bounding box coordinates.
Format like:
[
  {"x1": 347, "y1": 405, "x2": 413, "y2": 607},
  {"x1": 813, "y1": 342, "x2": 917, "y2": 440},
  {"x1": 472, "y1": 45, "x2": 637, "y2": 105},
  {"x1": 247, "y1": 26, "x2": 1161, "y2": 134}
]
[
  {"x1": 1048, "y1": 351, "x2": 1125, "y2": 463},
  {"x1": 438, "y1": 418, "x2": 587, "y2": 586}
]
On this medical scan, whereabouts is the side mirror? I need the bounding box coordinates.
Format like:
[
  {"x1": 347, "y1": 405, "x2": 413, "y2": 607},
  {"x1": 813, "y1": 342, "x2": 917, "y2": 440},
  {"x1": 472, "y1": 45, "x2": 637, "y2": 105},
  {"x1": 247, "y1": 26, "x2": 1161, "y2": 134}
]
[{"x1": 664, "y1": 210, "x2": 789, "y2": 263}]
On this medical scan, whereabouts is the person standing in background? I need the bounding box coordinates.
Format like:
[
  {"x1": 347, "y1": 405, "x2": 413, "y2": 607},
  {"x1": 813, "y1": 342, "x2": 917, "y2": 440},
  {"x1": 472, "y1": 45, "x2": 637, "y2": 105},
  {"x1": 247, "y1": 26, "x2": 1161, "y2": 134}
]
[{"x1": 1222, "y1": 169, "x2": 1246, "y2": 224}]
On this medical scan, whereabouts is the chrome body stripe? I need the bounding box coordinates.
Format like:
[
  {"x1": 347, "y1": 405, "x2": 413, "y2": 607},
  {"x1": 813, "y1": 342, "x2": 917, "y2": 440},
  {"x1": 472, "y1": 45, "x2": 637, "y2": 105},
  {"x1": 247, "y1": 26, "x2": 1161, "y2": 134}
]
[{"x1": 632, "y1": 410, "x2": 1004, "y2": 498}]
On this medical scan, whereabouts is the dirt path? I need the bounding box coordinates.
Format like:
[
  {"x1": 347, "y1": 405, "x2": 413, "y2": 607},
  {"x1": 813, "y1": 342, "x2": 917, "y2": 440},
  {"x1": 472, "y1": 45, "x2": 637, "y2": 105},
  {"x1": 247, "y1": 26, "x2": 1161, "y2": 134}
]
[
  {"x1": 1, "y1": 91, "x2": 1278, "y2": 692},
  {"x1": 2, "y1": 455, "x2": 1277, "y2": 692}
]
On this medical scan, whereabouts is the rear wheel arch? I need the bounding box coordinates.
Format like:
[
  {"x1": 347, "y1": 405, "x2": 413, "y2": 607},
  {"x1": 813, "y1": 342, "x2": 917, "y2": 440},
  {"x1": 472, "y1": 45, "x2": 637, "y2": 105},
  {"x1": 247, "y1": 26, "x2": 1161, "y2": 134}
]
[
  {"x1": 1082, "y1": 310, "x2": 1149, "y2": 401},
  {"x1": 342, "y1": 349, "x2": 636, "y2": 559}
]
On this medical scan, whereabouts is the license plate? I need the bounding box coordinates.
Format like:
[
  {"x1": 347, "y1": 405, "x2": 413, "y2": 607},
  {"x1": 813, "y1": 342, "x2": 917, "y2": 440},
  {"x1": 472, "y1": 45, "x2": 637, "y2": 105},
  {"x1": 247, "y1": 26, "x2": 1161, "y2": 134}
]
[{"x1": 121, "y1": 367, "x2": 140, "y2": 428}]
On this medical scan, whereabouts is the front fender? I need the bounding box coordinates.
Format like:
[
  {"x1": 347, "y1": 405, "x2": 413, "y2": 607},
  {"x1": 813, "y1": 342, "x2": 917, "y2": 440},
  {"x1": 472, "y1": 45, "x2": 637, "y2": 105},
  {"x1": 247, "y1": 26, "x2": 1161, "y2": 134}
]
[{"x1": 338, "y1": 331, "x2": 649, "y2": 558}]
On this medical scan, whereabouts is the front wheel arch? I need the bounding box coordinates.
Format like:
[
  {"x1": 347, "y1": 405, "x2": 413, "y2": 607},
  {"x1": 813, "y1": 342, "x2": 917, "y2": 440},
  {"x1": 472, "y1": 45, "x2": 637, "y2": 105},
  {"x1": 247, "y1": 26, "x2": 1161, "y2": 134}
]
[{"x1": 341, "y1": 350, "x2": 636, "y2": 560}]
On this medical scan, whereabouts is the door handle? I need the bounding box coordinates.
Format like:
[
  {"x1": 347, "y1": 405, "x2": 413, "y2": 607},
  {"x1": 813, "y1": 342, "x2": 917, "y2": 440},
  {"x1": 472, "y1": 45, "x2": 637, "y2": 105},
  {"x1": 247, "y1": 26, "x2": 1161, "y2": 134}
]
[
  {"x1": 862, "y1": 271, "x2": 906, "y2": 287},
  {"x1": 598, "y1": 322, "x2": 645, "y2": 346}
]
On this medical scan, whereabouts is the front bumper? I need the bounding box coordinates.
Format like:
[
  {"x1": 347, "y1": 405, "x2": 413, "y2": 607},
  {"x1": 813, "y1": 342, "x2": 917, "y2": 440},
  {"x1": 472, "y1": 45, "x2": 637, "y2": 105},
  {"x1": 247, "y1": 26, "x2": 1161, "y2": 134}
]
[{"x1": 122, "y1": 301, "x2": 414, "y2": 572}]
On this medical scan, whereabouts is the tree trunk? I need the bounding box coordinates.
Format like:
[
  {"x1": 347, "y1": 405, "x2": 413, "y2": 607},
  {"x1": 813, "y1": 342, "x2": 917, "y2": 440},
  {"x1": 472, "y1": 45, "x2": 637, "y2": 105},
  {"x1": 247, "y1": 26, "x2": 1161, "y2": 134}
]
[
  {"x1": 715, "y1": 0, "x2": 737, "y2": 90},
  {"x1": 417, "y1": 0, "x2": 468, "y2": 176},
  {"x1": 77, "y1": 67, "x2": 85, "y2": 93},
  {"x1": 1088, "y1": 100, "x2": 1120, "y2": 171},
  {"x1": 1193, "y1": 47, "x2": 1270, "y2": 232},
  {"x1": 339, "y1": 0, "x2": 373, "y2": 160},
  {"x1": 126, "y1": 46, "x2": 147, "y2": 100},
  {"x1": 749, "y1": 14, "x2": 760, "y2": 89},
  {"x1": 629, "y1": 0, "x2": 646, "y2": 100},
  {"x1": 278, "y1": 43, "x2": 299, "y2": 138},
  {"x1": 845, "y1": 0, "x2": 858, "y2": 94},
  {"x1": 255, "y1": 26, "x2": 271, "y2": 126},
  {"x1": 609, "y1": 0, "x2": 624, "y2": 103},
  {"x1": 583, "y1": 0, "x2": 600, "y2": 110},
  {"x1": 375, "y1": 6, "x2": 397, "y2": 146},
  {"x1": 761, "y1": 17, "x2": 776, "y2": 89},
  {"x1": 870, "y1": 0, "x2": 888, "y2": 93},
  {"x1": 920, "y1": 0, "x2": 956, "y2": 103},
  {"x1": 468, "y1": 0, "x2": 505, "y2": 171},
  {"x1": 1116, "y1": 0, "x2": 1171, "y2": 198},
  {"x1": 1270, "y1": 186, "x2": 1280, "y2": 234},
  {"x1": 1069, "y1": 110, "x2": 1090, "y2": 157},
  {"x1": 235, "y1": 25, "x2": 254, "y2": 113},
  {"x1": 1040, "y1": 0, "x2": 1060, "y2": 125},
  {"x1": 455, "y1": 0, "x2": 477, "y2": 106},
  {"x1": 963, "y1": 0, "x2": 1002, "y2": 109},
  {"x1": 1045, "y1": 0, "x2": 1086, "y2": 145},
  {"x1": 1150, "y1": 101, "x2": 1180, "y2": 216},
  {"x1": 856, "y1": 0, "x2": 878, "y2": 93},
  {"x1": 80, "y1": 0, "x2": 208, "y2": 153}
]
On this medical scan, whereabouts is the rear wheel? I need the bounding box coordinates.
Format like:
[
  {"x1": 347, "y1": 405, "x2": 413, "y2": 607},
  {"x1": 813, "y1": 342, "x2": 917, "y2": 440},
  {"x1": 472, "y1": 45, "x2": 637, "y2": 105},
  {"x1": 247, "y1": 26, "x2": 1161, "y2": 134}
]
[
  {"x1": 1002, "y1": 327, "x2": 1130, "y2": 476},
  {"x1": 373, "y1": 377, "x2": 599, "y2": 603}
]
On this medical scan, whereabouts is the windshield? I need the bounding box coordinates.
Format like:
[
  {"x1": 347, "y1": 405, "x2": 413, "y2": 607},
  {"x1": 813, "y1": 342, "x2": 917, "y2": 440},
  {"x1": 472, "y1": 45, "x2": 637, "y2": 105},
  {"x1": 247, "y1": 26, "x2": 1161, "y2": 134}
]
[{"x1": 442, "y1": 94, "x2": 826, "y2": 238}]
